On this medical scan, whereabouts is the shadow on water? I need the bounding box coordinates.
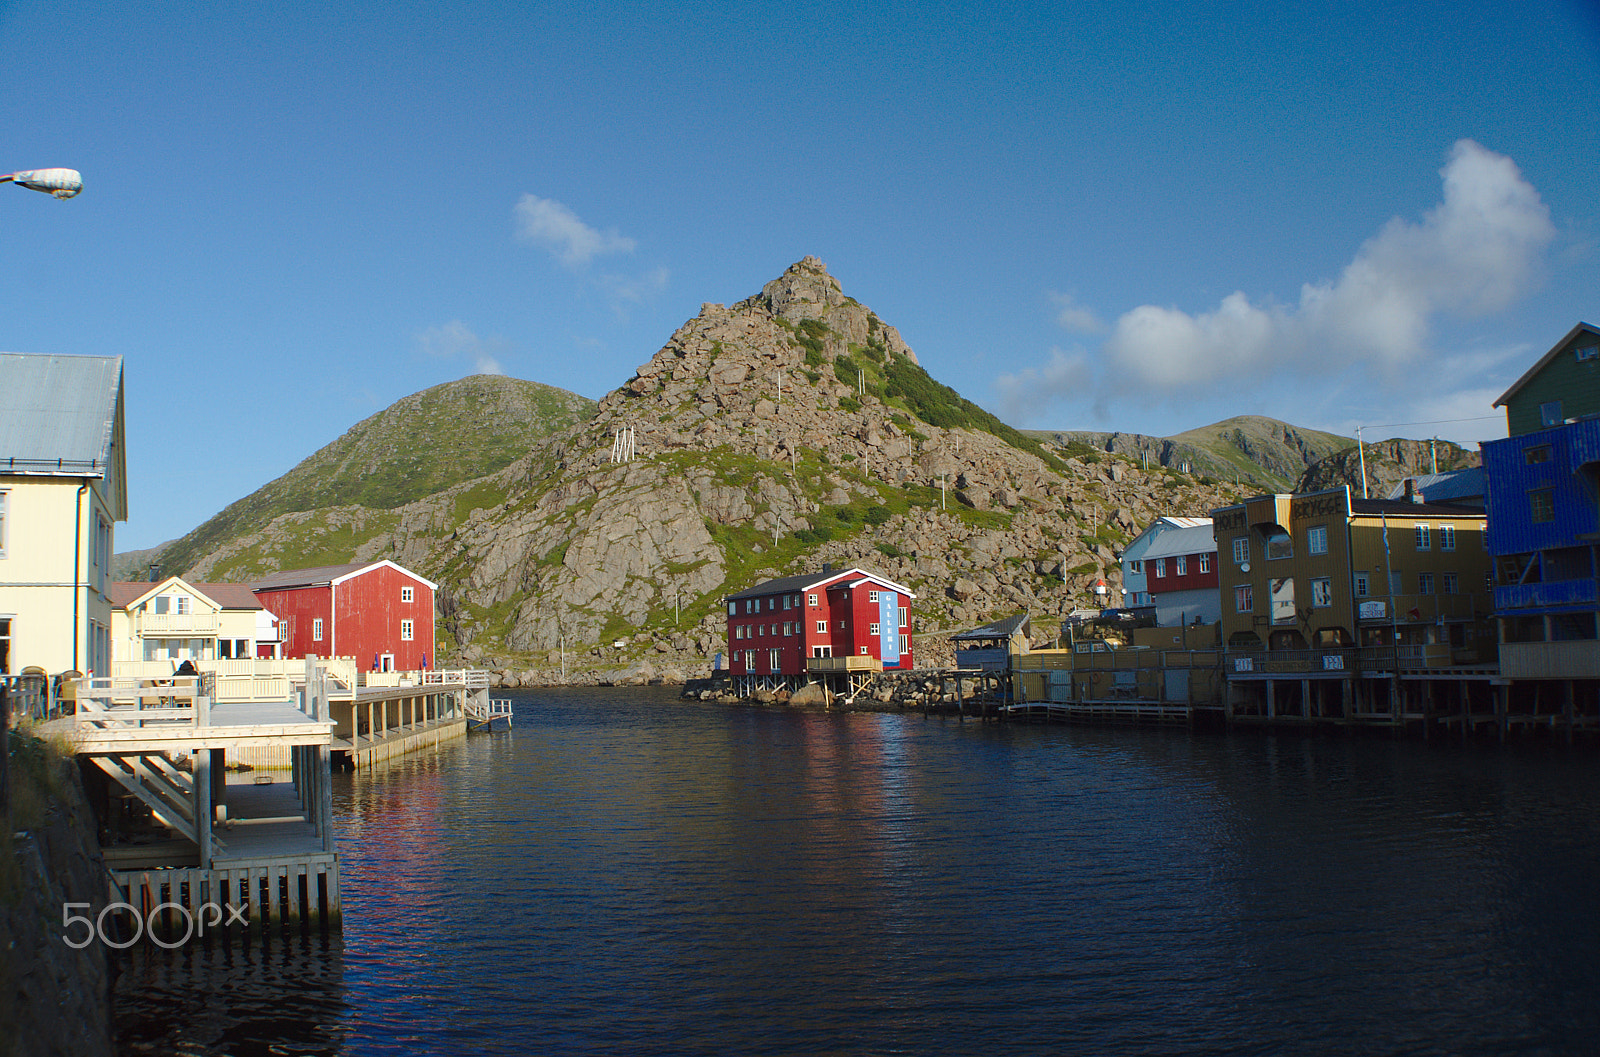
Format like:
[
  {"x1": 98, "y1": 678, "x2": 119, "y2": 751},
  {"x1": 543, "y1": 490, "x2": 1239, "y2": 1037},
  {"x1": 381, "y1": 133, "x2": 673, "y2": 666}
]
[{"x1": 114, "y1": 931, "x2": 346, "y2": 1056}]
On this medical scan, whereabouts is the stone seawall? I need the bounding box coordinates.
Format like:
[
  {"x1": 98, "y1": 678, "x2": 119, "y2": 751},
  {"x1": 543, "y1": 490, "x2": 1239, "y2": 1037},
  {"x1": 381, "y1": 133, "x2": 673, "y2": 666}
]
[{"x1": 1, "y1": 733, "x2": 116, "y2": 1057}]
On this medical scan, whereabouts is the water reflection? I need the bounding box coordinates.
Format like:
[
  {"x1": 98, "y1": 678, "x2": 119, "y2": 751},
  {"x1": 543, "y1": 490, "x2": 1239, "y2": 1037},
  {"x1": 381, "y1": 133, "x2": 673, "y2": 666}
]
[
  {"x1": 115, "y1": 932, "x2": 346, "y2": 1056},
  {"x1": 113, "y1": 688, "x2": 1600, "y2": 1056}
]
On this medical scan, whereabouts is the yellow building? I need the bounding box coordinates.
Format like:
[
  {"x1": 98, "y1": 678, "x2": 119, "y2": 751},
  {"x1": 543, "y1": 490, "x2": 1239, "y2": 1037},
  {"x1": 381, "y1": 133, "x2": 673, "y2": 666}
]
[
  {"x1": 1212, "y1": 486, "x2": 1492, "y2": 657},
  {"x1": 0, "y1": 354, "x2": 127, "y2": 678},
  {"x1": 109, "y1": 576, "x2": 282, "y2": 667}
]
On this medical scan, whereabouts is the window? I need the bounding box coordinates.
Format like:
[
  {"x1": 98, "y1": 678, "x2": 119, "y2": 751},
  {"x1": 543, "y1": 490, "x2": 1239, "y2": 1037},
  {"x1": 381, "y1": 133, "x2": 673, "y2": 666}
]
[
  {"x1": 1308, "y1": 525, "x2": 1328, "y2": 555},
  {"x1": 816, "y1": 620, "x2": 827, "y2": 634},
  {"x1": 1415, "y1": 524, "x2": 1431, "y2": 550},
  {"x1": 1541, "y1": 400, "x2": 1564, "y2": 427},
  {"x1": 401, "y1": 619, "x2": 414, "y2": 641},
  {"x1": 1389, "y1": 572, "x2": 1403, "y2": 595},
  {"x1": 793, "y1": 594, "x2": 801, "y2": 607},
  {"x1": 1354, "y1": 573, "x2": 1370, "y2": 597},
  {"x1": 1530, "y1": 489, "x2": 1555, "y2": 523},
  {"x1": 1311, "y1": 577, "x2": 1333, "y2": 607},
  {"x1": 1264, "y1": 527, "x2": 1292, "y2": 560},
  {"x1": 402, "y1": 586, "x2": 414, "y2": 603},
  {"x1": 1442, "y1": 572, "x2": 1458, "y2": 595},
  {"x1": 1175, "y1": 555, "x2": 1187, "y2": 576},
  {"x1": 312, "y1": 618, "x2": 324, "y2": 642},
  {"x1": 1578, "y1": 344, "x2": 1599, "y2": 362},
  {"x1": 1129, "y1": 560, "x2": 1142, "y2": 574},
  {"x1": 837, "y1": 620, "x2": 846, "y2": 630},
  {"x1": 1525, "y1": 445, "x2": 1553, "y2": 465},
  {"x1": 1, "y1": 617, "x2": 10, "y2": 674},
  {"x1": 1234, "y1": 585, "x2": 1253, "y2": 612},
  {"x1": 728, "y1": 602, "x2": 737, "y2": 616},
  {"x1": 769, "y1": 648, "x2": 781, "y2": 670},
  {"x1": 899, "y1": 607, "x2": 908, "y2": 628},
  {"x1": 1418, "y1": 572, "x2": 1435, "y2": 595},
  {"x1": 744, "y1": 650, "x2": 755, "y2": 670},
  {"x1": 1232, "y1": 537, "x2": 1249, "y2": 565},
  {"x1": 860, "y1": 646, "x2": 869, "y2": 655},
  {"x1": 768, "y1": 598, "x2": 777, "y2": 611},
  {"x1": 783, "y1": 595, "x2": 791, "y2": 610},
  {"x1": 868, "y1": 590, "x2": 880, "y2": 603},
  {"x1": 870, "y1": 622, "x2": 881, "y2": 635},
  {"x1": 1153, "y1": 558, "x2": 1166, "y2": 578},
  {"x1": 1439, "y1": 525, "x2": 1456, "y2": 551},
  {"x1": 808, "y1": 593, "x2": 818, "y2": 607},
  {"x1": 1197, "y1": 553, "x2": 1210, "y2": 574}
]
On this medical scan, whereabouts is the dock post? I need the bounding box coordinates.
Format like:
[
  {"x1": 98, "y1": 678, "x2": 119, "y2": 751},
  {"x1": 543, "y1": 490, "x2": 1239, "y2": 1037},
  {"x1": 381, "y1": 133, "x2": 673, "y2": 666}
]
[{"x1": 193, "y1": 744, "x2": 212, "y2": 871}]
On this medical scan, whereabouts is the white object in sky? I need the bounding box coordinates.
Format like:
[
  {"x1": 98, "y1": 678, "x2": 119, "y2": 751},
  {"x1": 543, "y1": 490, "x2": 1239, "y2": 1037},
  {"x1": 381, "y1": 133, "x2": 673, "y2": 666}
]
[{"x1": 1, "y1": 168, "x2": 83, "y2": 198}]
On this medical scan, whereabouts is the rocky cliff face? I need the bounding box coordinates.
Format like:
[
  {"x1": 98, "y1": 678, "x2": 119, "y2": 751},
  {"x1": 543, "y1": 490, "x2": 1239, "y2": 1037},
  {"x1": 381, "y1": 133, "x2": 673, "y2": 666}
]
[
  {"x1": 179, "y1": 257, "x2": 1248, "y2": 679},
  {"x1": 1295, "y1": 437, "x2": 1479, "y2": 498}
]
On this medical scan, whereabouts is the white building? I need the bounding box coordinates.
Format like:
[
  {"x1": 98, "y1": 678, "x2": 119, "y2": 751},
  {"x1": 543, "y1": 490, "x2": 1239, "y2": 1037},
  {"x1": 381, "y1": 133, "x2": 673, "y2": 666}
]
[
  {"x1": 0, "y1": 354, "x2": 126, "y2": 677},
  {"x1": 1120, "y1": 517, "x2": 1210, "y2": 608}
]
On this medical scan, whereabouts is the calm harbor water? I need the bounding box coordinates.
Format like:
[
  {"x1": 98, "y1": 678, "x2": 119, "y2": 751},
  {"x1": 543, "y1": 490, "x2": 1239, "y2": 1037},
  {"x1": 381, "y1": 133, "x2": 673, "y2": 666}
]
[{"x1": 114, "y1": 686, "x2": 1600, "y2": 1055}]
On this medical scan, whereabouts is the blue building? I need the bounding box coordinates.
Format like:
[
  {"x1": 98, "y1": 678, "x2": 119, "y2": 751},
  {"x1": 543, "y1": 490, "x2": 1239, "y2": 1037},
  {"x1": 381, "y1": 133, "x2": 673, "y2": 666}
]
[{"x1": 1482, "y1": 323, "x2": 1600, "y2": 705}]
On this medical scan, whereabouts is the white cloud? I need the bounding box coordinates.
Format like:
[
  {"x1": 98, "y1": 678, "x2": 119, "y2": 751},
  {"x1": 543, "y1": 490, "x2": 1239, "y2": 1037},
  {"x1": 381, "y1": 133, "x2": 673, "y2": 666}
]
[
  {"x1": 1048, "y1": 291, "x2": 1102, "y2": 333},
  {"x1": 514, "y1": 194, "x2": 636, "y2": 268},
  {"x1": 995, "y1": 346, "x2": 1094, "y2": 421},
  {"x1": 1105, "y1": 140, "x2": 1555, "y2": 390},
  {"x1": 416, "y1": 320, "x2": 507, "y2": 376}
]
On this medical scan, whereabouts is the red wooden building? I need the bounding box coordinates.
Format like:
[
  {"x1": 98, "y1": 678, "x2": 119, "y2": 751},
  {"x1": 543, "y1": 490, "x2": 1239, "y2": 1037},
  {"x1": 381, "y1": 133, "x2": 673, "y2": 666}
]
[
  {"x1": 725, "y1": 566, "x2": 914, "y2": 687},
  {"x1": 251, "y1": 560, "x2": 437, "y2": 671}
]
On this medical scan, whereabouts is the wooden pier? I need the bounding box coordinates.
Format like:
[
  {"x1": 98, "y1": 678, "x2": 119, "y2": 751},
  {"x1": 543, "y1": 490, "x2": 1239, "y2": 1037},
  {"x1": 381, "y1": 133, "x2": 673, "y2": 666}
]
[{"x1": 71, "y1": 667, "x2": 340, "y2": 935}]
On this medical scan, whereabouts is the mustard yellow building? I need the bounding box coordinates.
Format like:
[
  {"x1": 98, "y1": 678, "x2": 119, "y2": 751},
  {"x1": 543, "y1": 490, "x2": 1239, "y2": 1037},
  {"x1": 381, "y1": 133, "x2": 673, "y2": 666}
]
[
  {"x1": 1211, "y1": 486, "x2": 1492, "y2": 657},
  {"x1": 0, "y1": 354, "x2": 127, "y2": 678}
]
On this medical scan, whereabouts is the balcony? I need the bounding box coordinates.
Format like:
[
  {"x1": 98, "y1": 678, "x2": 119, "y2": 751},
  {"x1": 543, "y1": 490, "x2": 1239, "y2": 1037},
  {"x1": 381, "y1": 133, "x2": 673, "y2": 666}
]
[
  {"x1": 137, "y1": 612, "x2": 221, "y2": 635},
  {"x1": 1225, "y1": 643, "x2": 1460, "y2": 675},
  {"x1": 1494, "y1": 578, "x2": 1598, "y2": 613},
  {"x1": 807, "y1": 655, "x2": 882, "y2": 673}
]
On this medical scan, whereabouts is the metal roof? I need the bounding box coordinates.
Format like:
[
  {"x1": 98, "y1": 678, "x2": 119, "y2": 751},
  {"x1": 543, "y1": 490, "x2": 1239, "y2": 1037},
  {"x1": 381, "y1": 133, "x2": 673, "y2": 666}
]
[
  {"x1": 950, "y1": 612, "x2": 1030, "y2": 642},
  {"x1": 0, "y1": 353, "x2": 123, "y2": 475},
  {"x1": 1384, "y1": 468, "x2": 1486, "y2": 506},
  {"x1": 250, "y1": 560, "x2": 438, "y2": 592},
  {"x1": 1138, "y1": 524, "x2": 1218, "y2": 560},
  {"x1": 726, "y1": 567, "x2": 916, "y2": 601}
]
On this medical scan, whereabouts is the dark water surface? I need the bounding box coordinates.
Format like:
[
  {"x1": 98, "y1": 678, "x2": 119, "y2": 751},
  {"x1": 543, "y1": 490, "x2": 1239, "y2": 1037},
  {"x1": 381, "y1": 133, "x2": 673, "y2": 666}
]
[{"x1": 114, "y1": 686, "x2": 1600, "y2": 1055}]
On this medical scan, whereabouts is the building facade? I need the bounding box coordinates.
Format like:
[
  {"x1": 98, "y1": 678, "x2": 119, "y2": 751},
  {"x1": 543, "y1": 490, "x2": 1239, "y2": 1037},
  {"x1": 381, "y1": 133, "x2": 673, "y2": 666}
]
[
  {"x1": 110, "y1": 577, "x2": 282, "y2": 665},
  {"x1": 1137, "y1": 523, "x2": 1220, "y2": 626},
  {"x1": 251, "y1": 560, "x2": 437, "y2": 671},
  {"x1": 0, "y1": 354, "x2": 127, "y2": 677},
  {"x1": 725, "y1": 567, "x2": 914, "y2": 680},
  {"x1": 1212, "y1": 487, "x2": 1493, "y2": 656},
  {"x1": 1119, "y1": 516, "x2": 1209, "y2": 609},
  {"x1": 1483, "y1": 321, "x2": 1600, "y2": 686}
]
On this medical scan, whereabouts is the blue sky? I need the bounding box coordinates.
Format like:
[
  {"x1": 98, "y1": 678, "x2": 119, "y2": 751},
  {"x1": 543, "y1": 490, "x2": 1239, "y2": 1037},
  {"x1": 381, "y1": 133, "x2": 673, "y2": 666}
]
[{"x1": 3, "y1": 0, "x2": 1597, "y2": 550}]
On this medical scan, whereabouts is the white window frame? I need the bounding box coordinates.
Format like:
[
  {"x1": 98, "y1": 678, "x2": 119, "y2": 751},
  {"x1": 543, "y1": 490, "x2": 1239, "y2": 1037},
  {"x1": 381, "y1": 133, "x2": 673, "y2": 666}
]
[
  {"x1": 868, "y1": 590, "x2": 880, "y2": 603},
  {"x1": 1128, "y1": 559, "x2": 1142, "y2": 574},
  {"x1": 1439, "y1": 525, "x2": 1456, "y2": 551},
  {"x1": 1415, "y1": 524, "x2": 1431, "y2": 551},
  {"x1": 808, "y1": 593, "x2": 818, "y2": 607},
  {"x1": 744, "y1": 650, "x2": 755, "y2": 670},
  {"x1": 1232, "y1": 537, "x2": 1249, "y2": 565},
  {"x1": 1197, "y1": 554, "x2": 1210, "y2": 574},
  {"x1": 769, "y1": 648, "x2": 781, "y2": 670},
  {"x1": 402, "y1": 586, "x2": 414, "y2": 603},
  {"x1": 899, "y1": 607, "x2": 908, "y2": 628},
  {"x1": 1175, "y1": 555, "x2": 1187, "y2": 576},
  {"x1": 1419, "y1": 572, "x2": 1435, "y2": 595},
  {"x1": 1310, "y1": 577, "x2": 1332, "y2": 607},
  {"x1": 1153, "y1": 558, "x2": 1166, "y2": 578},
  {"x1": 870, "y1": 622, "x2": 881, "y2": 635},
  {"x1": 1354, "y1": 573, "x2": 1370, "y2": 597},
  {"x1": 401, "y1": 619, "x2": 414, "y2": 641},
  {"x1": 312, "y1": 618, "x2": 324, "y2": 642},
  {"x1": 728, "y1": 602, "x2": 737, "y2": 616},
  {"x1": 1442, "y1": 572, "x2": 1458, "y2": 595},
  {"x1": 1234, "y1": 584, "x2": 1253, "y2": 613},
  {"x1": 816, "y1": 620, "x2": 827, "y2": 634},
  {"x1": 1308, "y1": 525, "x2": 1328, "y2": 556}
]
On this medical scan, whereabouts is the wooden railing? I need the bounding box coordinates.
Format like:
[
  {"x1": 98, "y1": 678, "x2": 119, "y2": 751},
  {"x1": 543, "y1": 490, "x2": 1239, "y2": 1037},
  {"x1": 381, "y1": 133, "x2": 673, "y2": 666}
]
[
  {"x1": 74, "y1": 676, "x2": 203, "y2": 731},
  {"x1": 135, "y1": 612, "x2": 222, "y2": 635},
  {"x1": 807, "y1": 655, "x2": 882, "y2": 673}
]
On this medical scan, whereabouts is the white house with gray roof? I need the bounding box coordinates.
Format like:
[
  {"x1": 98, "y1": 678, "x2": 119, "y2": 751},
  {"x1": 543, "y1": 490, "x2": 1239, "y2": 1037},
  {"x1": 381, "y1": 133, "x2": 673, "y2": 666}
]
[{"x1": 0, "y1": 353, "x2": 127, "y2": 677}]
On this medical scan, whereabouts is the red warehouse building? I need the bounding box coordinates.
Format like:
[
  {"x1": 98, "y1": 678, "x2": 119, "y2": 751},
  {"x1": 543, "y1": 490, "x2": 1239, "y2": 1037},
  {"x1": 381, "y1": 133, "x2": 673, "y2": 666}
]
[
  {"x1": 251, "y1": 560, "x2": 437, "y2": 671},
  {"x1": 726, "y1": 566, "x2": 914, "y2": 691}
]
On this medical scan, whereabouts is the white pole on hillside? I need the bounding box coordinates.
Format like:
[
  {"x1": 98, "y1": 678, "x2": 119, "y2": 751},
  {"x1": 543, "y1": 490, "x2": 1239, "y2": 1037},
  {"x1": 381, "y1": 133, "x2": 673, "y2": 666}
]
[{"x1": 1357, "y1": 426, "x2": 1369, "y2": 499}]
